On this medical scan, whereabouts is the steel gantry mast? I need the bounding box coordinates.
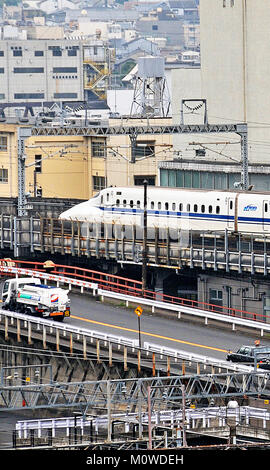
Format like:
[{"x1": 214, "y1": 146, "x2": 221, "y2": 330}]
[{"x1": 17, "y1": 122, "x2": 248, "y2": 215}]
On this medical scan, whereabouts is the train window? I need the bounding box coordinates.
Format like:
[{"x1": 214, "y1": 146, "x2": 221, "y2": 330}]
[
  {"x1": 116, "y1": 199, "x2": 120, "y2": 207},
  {"x1": 216, "y1": 206, "x2": 220, "y2": 214},
  {"x1": 130, "y1": 200, "x2": 133, "y2": 208},
  {"x1": 187, "y1": 204, "x2": 190, "y2": 211},
  {"x1": 165, "y1": 202, "x2": 169, "y2": 211},
  {"x1": 116, "y1": 192, "x2": 122, "y2": 195},
  {"x1": 194, "y1": 204, "x2": 198, "y2": 212},
  {"x1": 209, "y1": 205, "x2": 212, "y2": 213},
  {"x1": 158, "y1": 202, "x2": 161, "y2": 209},
  {"x1": 137, "y1": 200, "x2": 140, "y2": 208},
  {"x1": 172, "y1": 203, "x2": 176, "y2": 211},
  {"x1": 101, "y1": 195, "x2": 103, "y2": 204},
  {"x1": 265, "y1": 203, "x2": 268, "y2": 212},
  {"x1": 107, "y1": 193, "x2": 109, "y2": 202},
  {"x1": 201, "y1": 205, "x2": 205, "y2": 213},
  {"x1": 151, "y1": 201, "x2": 154, "y2": 209},
  {"x1": 179, "y1": 203, "x2": 183, "y2": 211},
  {"x1": 123, "y1": 199, "x2": 126, "y2": 207},
  {"x1": 230, "y1": 200, "x2": 233, "y2": 210}
]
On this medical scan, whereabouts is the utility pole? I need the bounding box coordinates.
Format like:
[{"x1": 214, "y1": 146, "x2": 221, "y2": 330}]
[
  {"x1": 17, "y1": 127, "x2": 32, "y2": 216},
  {"x1": 142, "y1": 180, "x2": 148, "y2": 295}
]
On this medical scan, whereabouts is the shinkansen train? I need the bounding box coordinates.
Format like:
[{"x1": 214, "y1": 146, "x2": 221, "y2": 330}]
[{"x1": 58, "y1": 186, "x2": 270, "y2": 234}]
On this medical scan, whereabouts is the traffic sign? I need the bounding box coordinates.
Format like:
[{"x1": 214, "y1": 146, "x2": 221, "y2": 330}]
[{"x1": 135, "y1": 306, "x2": 143, "y2": 317}]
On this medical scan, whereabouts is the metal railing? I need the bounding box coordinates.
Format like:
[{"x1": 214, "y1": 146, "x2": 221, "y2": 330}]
[{"x1": 0, "y1": 258, "x2": 267, "y2": 325}]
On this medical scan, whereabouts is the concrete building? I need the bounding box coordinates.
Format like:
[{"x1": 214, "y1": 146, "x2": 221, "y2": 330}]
[
  {"x1": 0, "y1": 39, "x2": 84, "y2": 103},
  {"x1": 0, "y1": 38, "x2": 114, "y2": 104},
  {"x1": 161, "y1": 0, "x2": 270, "y2": 192},
  {"x1": 0, "y1": 122, "x2": 107, "y2": 200},
  {"x1": 0, "y1": 115, "x2": 172, "y2": 203},
  {"x1": 106, "y1": 117, "x2": 172, "y2": 187},
  {"x1": 158, "y1": 0, "x2": 270, "y2": 316},
  {"x1": 135, "y1": 7, "x2": 185, "y2": 46}
]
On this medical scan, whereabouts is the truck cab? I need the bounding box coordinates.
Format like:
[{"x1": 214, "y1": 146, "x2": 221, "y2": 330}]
[{"x1": 2, "y1": 277, "x2": 41, "y2": 305}]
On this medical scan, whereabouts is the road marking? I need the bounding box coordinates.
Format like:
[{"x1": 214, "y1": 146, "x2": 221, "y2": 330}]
[{"x1": 70, "y1": 314, "x2": 228, "y2": 354}]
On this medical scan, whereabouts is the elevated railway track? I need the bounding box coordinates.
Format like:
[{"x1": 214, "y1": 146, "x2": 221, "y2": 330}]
[{"x1": 1, "y1": 215, "x2": 270, "y2": 277}]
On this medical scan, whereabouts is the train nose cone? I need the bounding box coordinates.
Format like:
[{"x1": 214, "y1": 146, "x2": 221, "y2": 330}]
[{"x1": 59, "y1": 202, "x2": 101, "y2": 222}]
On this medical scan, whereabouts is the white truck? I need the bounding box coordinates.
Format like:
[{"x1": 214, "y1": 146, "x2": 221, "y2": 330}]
[{"x1": 1, "y1": 277, "x2": 70, "y2": 321}]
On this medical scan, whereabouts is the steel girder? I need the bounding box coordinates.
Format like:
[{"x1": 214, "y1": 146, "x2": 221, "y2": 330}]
[{"x1": 0, "y1": 371, "x2": 269, "y2": 412}]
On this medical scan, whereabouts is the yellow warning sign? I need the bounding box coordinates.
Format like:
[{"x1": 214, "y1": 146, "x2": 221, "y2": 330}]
[{"x1": 135, "y1": 306, "x2": 143, "y2": 317}]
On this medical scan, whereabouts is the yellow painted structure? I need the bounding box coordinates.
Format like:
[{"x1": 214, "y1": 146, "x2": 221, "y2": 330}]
[{"x1": 0, "y1": 117, "x2": 172, "y2": 201}]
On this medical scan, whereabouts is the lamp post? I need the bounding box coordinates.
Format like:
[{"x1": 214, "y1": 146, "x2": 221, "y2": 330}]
[{"x1": 142, "y1": 180, "x2": 148, "y2": 295}]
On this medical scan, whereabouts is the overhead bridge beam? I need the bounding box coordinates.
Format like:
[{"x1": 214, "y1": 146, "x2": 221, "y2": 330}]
[
  {"x1": 31, "y1": 123, "x2": 246, "y2": 137},
  {"x1": 19, "y1": 122, "x2": 248, "y2": 216}
]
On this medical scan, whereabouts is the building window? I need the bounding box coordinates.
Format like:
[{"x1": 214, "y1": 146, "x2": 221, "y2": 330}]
[
  {"x1": 0, "y1": 136, "x2": 7, "y2": 151},
  {"x1": 53, "y1": 93, "x2": 78, "y2": 99},
  {"x1": 91, "y1": 140, "x2": 106, "y2": 158},
  {"x1": 134, "y1": 175, "x2": 155, "y2": 185},
  {"x1": 0, "y1": 168, "x2": 8, "y2": 182},
  {"x1": 68, "y1": 49, "x2": 77, "y2": 56},
  {"x1": 35, "y1": 155, "x2": 42, "y2": 173},
  {"x1": 13, "y1": 49, "x2": 22, "y2": 57},
  {"x1": 53, "y1": 67, "x2": 77, "y2": 73},
  {"x1": 93, "y1": 176, "x2": 106, "y2": 191},
  {"x1": 35, "y1": 50, "x2": 44, "y2": 56},
  {"x1": 209, "y1": 288, "x2": 223, "y2": 307},
  {"x1": 0, "y1": 51, "x2": 4, "y2": 56},
  {"x1": 152, "y1": 25, "x2": 158, "y2": 30},
  {"x1": 160, "y1": 168, "x2": 241, "y2": 190},
  {"x1": 13, "y1": 67, "x2": 44, "y2": 73},
  {"x1": 14, "y1": 93, "x2": 44, "y2": 99},
  {"x1": 52, "y1": 49, "x2": 62, "y2": 56},
  {"x1": 195, "y1": 148, "x2": 206, "y2": 157},
  {"x1": 135, "y1": 140, "x2": 155, "y2": 158}
]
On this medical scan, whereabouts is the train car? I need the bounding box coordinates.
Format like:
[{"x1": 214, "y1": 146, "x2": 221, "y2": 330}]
[{"x1": 58, "y1": 186, "x2": 270, "y2": 235}]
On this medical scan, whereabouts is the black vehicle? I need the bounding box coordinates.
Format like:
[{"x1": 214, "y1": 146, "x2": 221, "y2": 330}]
[{"x1": 227, "y1": 345, "x2": 270, "y2": 369}]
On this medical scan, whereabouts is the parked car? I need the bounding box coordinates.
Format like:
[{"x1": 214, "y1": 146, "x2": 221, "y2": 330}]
[{"x1": 227, "y1": 345, "x2": 270, "y2": 369}]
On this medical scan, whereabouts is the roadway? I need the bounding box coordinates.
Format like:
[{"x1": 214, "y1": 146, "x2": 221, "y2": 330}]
[{"x1": 65, "y1": 292, "x2": 270, "y2": 362}]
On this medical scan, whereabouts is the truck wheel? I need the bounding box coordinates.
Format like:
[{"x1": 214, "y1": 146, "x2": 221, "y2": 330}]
[{"x1": 54, "y1": 317, "x2": 64, "y2": 322}]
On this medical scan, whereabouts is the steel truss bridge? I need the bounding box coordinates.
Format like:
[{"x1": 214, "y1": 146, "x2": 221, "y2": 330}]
[{"x1": 1, "y1": 372, "x2": 269, "y2": 413}]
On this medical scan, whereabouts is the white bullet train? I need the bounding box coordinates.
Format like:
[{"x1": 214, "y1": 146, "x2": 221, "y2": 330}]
[{"x1": 58, "y1": 186, "x2": 270, "y2": 234}]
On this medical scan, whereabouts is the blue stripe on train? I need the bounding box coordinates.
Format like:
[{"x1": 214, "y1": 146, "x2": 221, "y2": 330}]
[{"x1": 100, "y1": 206, "x2": 270, "y2": 224}]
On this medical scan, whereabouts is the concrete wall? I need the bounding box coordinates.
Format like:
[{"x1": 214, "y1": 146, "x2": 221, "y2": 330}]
[
  {"x1": 198, "y1": 273, "x2": 270, "y2": 319},
  {"x1": 200, "y1": 0, "x2": 270, "y2": 165}
]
